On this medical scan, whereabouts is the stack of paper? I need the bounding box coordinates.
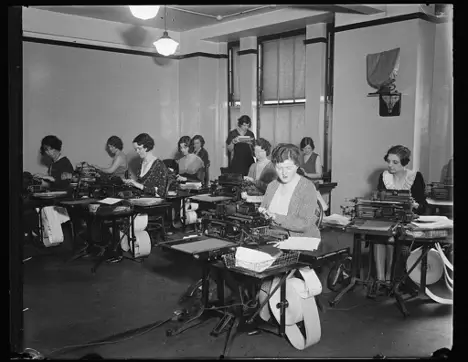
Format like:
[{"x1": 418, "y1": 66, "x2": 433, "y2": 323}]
[
  {"x1": 235, "y1": 246, "x2": 280, "y2": 272},
  {"x1": 322, "y1": 213, "x2": 351, "y2": 227},
  {"x1": 274, "y1": 237, "x2": 321, "y2": 252},
  {"x1": 410, "y1": 215, "x2": 453, "y2": 230},
  {"x1": 179, "y1": 182, "x2": 202, "y2": 190}
]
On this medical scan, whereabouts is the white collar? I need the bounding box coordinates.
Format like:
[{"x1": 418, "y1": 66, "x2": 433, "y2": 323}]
[{"x1": 382, "y1": 169, "x2": 417, "y2": 190}]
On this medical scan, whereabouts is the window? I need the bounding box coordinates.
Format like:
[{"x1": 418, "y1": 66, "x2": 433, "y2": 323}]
[
  {"x1": 258, "y1": 31, "x2": 306, "y2": 145},
  {"x1": 228, "y1": 43, "x2": 241, "y2": 108}
]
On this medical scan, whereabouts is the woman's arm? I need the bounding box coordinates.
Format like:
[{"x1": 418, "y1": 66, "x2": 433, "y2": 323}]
[
  {"x1": 49, "y1": 158, "x2": 74, "y2": 190},
  {"x1": 95, "y1": 155, "x2": 125, "y2": 174},
  {"x1": 274, "y1": 181, "x2": 317, "y2": 232},
  {"x1": 226, "y1": 130, "x2": 237, "y2": 153}
]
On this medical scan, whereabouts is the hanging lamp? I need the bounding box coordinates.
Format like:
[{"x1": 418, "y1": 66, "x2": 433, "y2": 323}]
[
  {"x1": 128, "y1": 6, "x2": 160, "y2": 20},
  {"x1": 153, "y1": 6, "x2": 179, "y2": 56}
]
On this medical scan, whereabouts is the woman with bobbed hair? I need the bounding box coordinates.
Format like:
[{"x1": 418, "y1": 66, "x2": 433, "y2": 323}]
[
  {"x1": 34, "y1": 135, "x2": 74, "y2": 191},
  {"x1": 190, "y1": 135, "x2": 210, "y2": 170},
  {"x1": 372, "y1": 145, "x2": 428, "y2": 292},
  {"x1": 226, "y1": 115, "x2": 256, "y2": 176},
  {"x1": 176, "y1": 136, "x2": 205, "y2": 183},
  {"x1": 244, "y1": 137, "x2": 277, "y2": 194},
  {"x1": 92, "y1": 136, "x2": 128, "y2": 179},
  {"x1": 299, "y1": 137, "x2": 322, "y2": 180},
  {"x1": 123, "y1": 133, "x2": 170, "y2": 198},
  {"x1": 259, "y1": 143, "x2": 320, "y2": 238}
]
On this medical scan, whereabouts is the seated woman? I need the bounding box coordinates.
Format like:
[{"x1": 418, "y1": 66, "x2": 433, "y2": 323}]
[
  {"x1": 91, "y1": 136, "x2": 128, "y2": 179},
  {"x1": 176, "y1": 136, "x2": 205, "y2": 183},
  {"x1": 259, "y1": 143, "x2": 320, "y2": 238},
  {"x1": 373, "y1": 145, "x2": 428, "y2": 289},
  {"x1": 191, "y1": 135, "x2": 210, "y2": 170},
  {"x1": 33, "y1": 135, "x2": 74, "y2": 191},
  {"x1": 299, "y1": 137, "x2": 322, "y2": 181},
  {"x1": 243, "y1": 138, "x2": 277, "y2": 195},
  {"x1": 123, "y1": 133, "x2": 170, "y2": 198}
]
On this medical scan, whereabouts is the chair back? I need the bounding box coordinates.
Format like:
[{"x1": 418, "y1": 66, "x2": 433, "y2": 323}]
[
  {"x1": 204, "y1": 164, "x2": 210, "y2": 186},
  {"x1": 315, "y1": 199, "x2": 324, "y2": 229}
]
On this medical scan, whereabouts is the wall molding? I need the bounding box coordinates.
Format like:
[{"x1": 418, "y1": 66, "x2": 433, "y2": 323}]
[
  {"x1": 237, "y1": 49, "x2": 258, "y2": 56},
  {"x1": 335, "y1": 12, "x2": 448, "y2": 33},
  {"x1": 304, "y1": 37, "x2": 327, "y2": 45},
  {"x1": 22, "y1": 36, "x2": 228, "y2": 60}
]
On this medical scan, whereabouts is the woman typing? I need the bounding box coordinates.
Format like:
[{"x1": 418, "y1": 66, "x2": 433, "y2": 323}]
[
  {"x1": 259, "y1": 143, "x2": 320, "y2": 238},
  {"x1": 123, "y1": 133, "x2": 170, "y2": 198},
  {"x1": 92, "y1": 136, "x2": 128, "y2": 179},
  {"x1": 372, "y1": 145, "x2": 428, "y2": 293},
  {"x1": 176, "y1": 136, "x2": 205, "y2": 183},
  {"x1": 243, "y1": 138, "x2": 277, "y2": 195}
]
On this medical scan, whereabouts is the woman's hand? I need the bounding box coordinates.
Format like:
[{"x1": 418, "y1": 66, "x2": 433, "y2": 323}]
[
  {"x1": 177, "y1": 175, "x2": 187, "y2": 182},
  {"x1": 123, "y1": 178, "x2": 143, "y2": 190},
  {"x1": 258, "y1": 207, "x2": 276, "y2": 220},
  {"x1": 34, "y1": 174, "x2": 54, "y2": 182},
  {"x1": 244, "y1": 176, "x2": 254, "y2": 182},
  {"x1": 232, "y1": 136, "x2": 239, "y2": 145}
]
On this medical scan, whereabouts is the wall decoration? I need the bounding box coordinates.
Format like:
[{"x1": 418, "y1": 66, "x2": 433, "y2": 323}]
[{"x1": 379, "y1": 92, "x2": 401, "y2": 117}]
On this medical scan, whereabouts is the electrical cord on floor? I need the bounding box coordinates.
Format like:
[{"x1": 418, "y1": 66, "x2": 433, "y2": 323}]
[{"x1": 44, "y1": 312, "x2": 179, "y2": 358}]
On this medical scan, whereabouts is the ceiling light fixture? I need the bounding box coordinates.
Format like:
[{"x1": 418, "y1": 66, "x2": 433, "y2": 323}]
[
  {"x1": 128, "y1": 5, "x2": 160, "y2": 20},
  {"x1": 153, "y1": 6, "x2": 179, "y2": 56}
]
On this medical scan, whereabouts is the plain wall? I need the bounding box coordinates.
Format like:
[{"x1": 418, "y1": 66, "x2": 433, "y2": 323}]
[
  {"x1": 23, "y1": 41, "x2": 180, "y2": 176},
  {"x1": 331, "y1": 19, "x2": 420, "y2": 212},
  {"x1": 428, "y1": 22, "x2": 453, "y2": 182}
]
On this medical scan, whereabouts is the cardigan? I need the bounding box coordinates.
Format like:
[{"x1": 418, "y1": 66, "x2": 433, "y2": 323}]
[{"x1": 261, "y1": 176, "x2": 320, "y2": 238}]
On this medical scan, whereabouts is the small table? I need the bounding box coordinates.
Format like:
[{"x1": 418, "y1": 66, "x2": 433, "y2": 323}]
[{"x1": 426, "y1": 198, "x2": 453, "y2": 217}]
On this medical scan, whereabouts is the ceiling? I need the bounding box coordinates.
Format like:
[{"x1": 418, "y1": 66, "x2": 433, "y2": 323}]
[{"x1": 30, "y1": 5, "x2": 384, "y2": 33}]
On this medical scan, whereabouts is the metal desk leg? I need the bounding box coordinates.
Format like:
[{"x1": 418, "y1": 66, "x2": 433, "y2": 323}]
[
  {"x1": 221, "y1": 316, "x2": 239, "y2": 358},
  {"x1": 182, "y1": 198, "x2": 187, "y2": 232},
  {"x1": 330, "y1": 235, "x2": 360, "y2": 307}
]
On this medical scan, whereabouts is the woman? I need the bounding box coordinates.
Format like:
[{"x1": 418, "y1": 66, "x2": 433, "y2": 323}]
[
  {"x1": 259, "y1": 143, "x2": 320, "y2": 238},
  {"x1": 34, "y1": 135, "x2": 74, "y2": 191},
  {"x1": 92, "y1": 136, "x2": 128, "y2": 179},
  {"x1": 191, "y1": 135, "x2": 210, "y2": 170},
  {"x1": 123, "y1": 133, "x2": 170, "y2": 198},
  {"x1": 176, "y1": 136, "x2": 205, "y2": 183},
  {"x1": 299, "y1": 137, "x2": 322, "y2": 180},
  {"x1": 373, "y1": 145, "x2": 428, "y2": 287},
  {"x1": 244, "y1": 138, "x2": 277, "y2": 194},
  {"x1": 226, "y1": 115, "x2": 256, "y2": 176}
]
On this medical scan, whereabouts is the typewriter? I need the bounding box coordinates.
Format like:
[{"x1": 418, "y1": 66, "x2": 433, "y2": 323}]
[
  {"x1": 210, "y1": 173, "x2": 245, "y2": 201},
  {"x1": 353, "y1": 190, "x2": 415, "y2": 223},
  {"x1": 426, "y1": 182, "x2": 453, "y2": 201},
  {"x1": 201, "y1": 200, "x2": 283, "y2": 245}
]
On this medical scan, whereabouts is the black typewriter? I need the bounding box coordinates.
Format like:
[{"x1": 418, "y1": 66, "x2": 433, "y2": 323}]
[
  {"x1": 210, "y1": 173, "x2": 245, "y2": 201},
  {"x1": 426, "y1": 182, "x2": 453, "y2": 201},
  {"x1": 201, "y1": 201, "x2": 284, "y2": 245},
  {"x1": 353, "y1": 190, "x2": 415, "y2": 223}
]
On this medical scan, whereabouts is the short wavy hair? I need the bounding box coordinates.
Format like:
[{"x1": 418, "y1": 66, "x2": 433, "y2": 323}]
[
  {"x1": 237, "y1": 115, "x2": 251, "y2": 127},
  {"x1": 191, "y1": 135, "x2": 205, "y2": 149},
  {"x1": 132, "y1": 133, "x2": 154, "y2": 151},
  {"x1": 384, "y1": 145, "x2": 411, "y2": 166},
  {"x1": 300, "y1": 137, "x2": 315, "y2": 151},
  {"x1": 106, "y1": 136, "x2": 123, "y2": 151},
  {"x1": 178, "y1": 136, "x2": 192, "y2": 152},
  {"x1": 40, "y1": 135, "x2": 62, "y2": 155},
  {"x1": 271, "y1": 143, "x2": 301, "y2": 166},
  {"x1": 255, "y1": 138, "x2": 272, "y2": 156}
]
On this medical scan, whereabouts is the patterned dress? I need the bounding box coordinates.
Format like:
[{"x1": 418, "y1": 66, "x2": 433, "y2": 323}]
[{"x1": 135, "y1": 158, "x2": 170, "y2": 198}]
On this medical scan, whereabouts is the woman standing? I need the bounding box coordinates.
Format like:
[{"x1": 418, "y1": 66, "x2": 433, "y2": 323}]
[
  {"x1": 226, "y1": 115, "x2": 255, "y2": 176},
  {"x1": 299, "y1": 137, "x2": 322, "y2": 180},
  {"x1": 92, "y1": 136, "x2": 128, "y2": 179},
  {"x1": 123, "y1": 133, "x2": 170, "y2": 198}
]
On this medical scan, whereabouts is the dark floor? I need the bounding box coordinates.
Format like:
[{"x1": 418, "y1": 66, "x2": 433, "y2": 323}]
[{"x1": 21, "y1": 233, "x2": 453, "y2": 359}]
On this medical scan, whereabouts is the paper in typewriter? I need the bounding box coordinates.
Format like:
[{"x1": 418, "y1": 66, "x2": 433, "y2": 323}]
[
  {"x1": 353, "y1": 220, "x2": 395, "y2": 232},
  {"x1": 170, "y1": 238, "x2": 236, "y2": 254}
]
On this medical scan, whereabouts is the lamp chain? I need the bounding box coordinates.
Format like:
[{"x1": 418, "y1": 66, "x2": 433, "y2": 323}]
[{"x1": 164, "y1": 5, "x2": 167, "y2": 31}]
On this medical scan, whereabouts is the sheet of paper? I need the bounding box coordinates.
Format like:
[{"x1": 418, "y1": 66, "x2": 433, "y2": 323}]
[
  {"x1": 275, "y1": 237, "x2": 321, "y2": 252},
  {"x1": 190, "y1": 194, "x2": 233, "y2": 202},
  {"x1": 426, "y1": 198, "x2": 453, "y2": 207},
  {"x1": 353, "y1": 220, "x2": 395, "y2": 232},
  {"x1": 98, "y1": 197, "x2": 122, "y2": 205}
]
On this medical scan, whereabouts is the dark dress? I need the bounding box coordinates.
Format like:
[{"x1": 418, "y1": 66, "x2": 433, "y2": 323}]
[
  {"x1": 48, "y1": 156, "x2": 74, "y2": 190},
  {"x1": 226, "y1": 129, "x2": 255, "y2": 176},
  {"x1": 377, "y1": 170, "x2": 428, "y2": 215},
  {"x1": 195, "y1": 148, "x2": 210, "y2": 169},
  {"x1": 135, "y1": 159, "x2": 170, "y2": 198}
]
